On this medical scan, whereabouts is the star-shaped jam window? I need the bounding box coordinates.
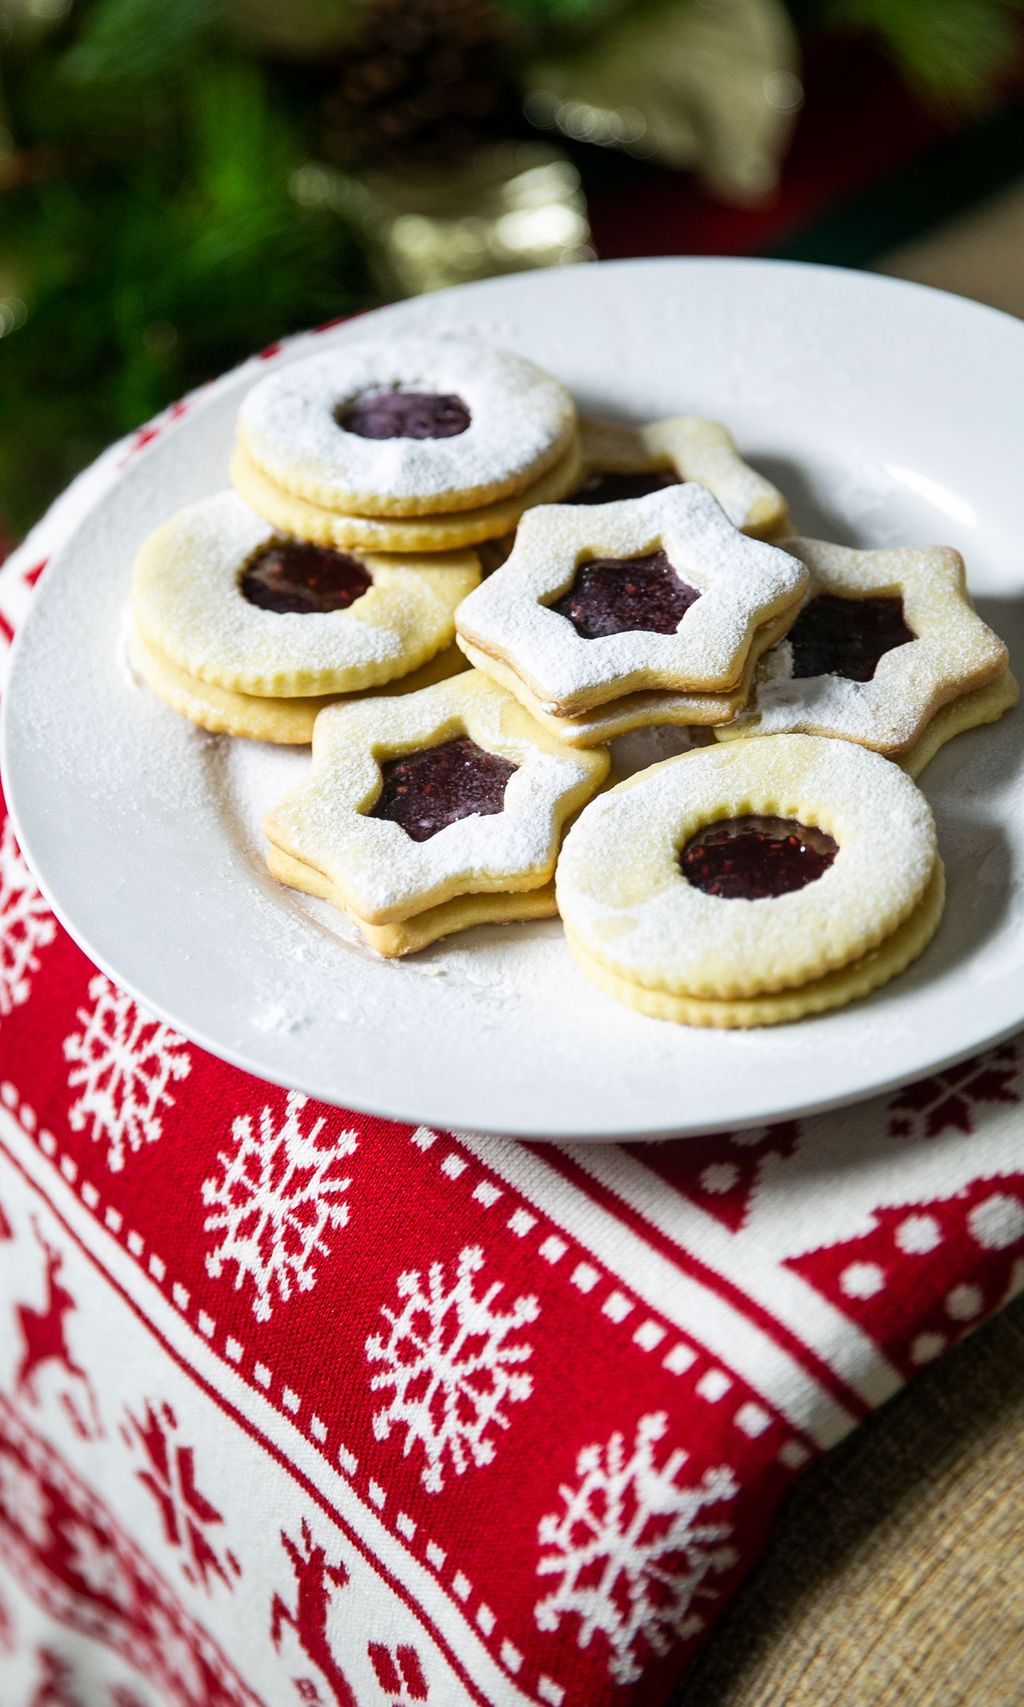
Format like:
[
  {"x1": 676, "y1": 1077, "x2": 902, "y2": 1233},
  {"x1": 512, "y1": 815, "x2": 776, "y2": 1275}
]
[
  {"x1": 455, "y1": 483, "x2": 808, "y2": 718},
  {"x1": 720, "y1": 538, "x2": 1011, "y2": 758},
  {"x1": 264, "y1": 671, "x2": 608, "y2": 925}
]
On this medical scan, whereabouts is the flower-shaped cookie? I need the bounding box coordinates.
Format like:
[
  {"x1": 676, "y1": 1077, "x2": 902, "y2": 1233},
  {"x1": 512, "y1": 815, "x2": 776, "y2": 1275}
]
[
  {"x1": 264, "y1": 671, "x2": 609, "y2": 927},
  {"x1": 557, "y1": 736, "x2": 944, "y2": 1027},
  {"x1": 235, "y1": 335, "x2": 577, "y2": 517},
  {"x1": 456, "y1": 484, "x2": 808, "y2": 716},
  {"x1": 571, "y1": 415, "x2": 789, "y2": 539},
  {"x1": 717, "y1": 538, "x2": 1012, "y2": 765},
  {"x1": 132, "y1": 492, "x2": 480, "y2": 698}
]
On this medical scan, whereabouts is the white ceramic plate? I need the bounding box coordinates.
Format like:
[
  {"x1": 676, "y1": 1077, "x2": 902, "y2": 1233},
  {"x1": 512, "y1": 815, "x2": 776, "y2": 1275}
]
[{"x1": 4, "y1": 259, "x2": 1024, "y2": 1140}]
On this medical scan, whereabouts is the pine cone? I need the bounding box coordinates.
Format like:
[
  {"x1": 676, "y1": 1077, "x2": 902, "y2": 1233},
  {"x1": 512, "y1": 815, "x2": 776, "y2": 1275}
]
[{"x1": 323, "y1": 0, "x2": 517, "y2": 168}]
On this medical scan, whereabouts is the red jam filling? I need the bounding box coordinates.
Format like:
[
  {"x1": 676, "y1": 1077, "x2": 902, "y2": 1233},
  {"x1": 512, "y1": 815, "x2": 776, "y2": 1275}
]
[
  {"x1": 338, "y1": 390, "x2": 471, "y2": 440},
  {"x1": 681, "y1": 815, "x2": 837, "y2": 899},
  {"x1": 789, "y1": 593, "x2": 915, "y2": 682},
  {"x1": 369, "y1": 735, "x2": 517, "y2": 842},
  {"x1": 241, "y1": 542, "x2": 372, "y2": 614},
  {"x1": 566, "y1": 469, "x2": 680, "y2": 506},
  {"x1": 550, "y1": 548, "x2": 700, "y2": 639}
]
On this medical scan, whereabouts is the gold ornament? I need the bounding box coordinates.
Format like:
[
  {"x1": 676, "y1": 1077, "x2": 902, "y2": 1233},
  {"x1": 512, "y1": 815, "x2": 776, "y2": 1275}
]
[
  {"x1": 525, "y1": 0, "x2": 803, "y2": 204},
  {"x1": 350, "y1": 141, "x2": 593, "y2": 297}
]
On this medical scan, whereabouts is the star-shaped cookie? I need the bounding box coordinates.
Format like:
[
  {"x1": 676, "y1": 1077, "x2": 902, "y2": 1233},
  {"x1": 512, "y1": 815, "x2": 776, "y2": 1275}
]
[
  {"x1": 571, "y1": 415, "x2": 789, "y2": 538},
  {"x1": 717, "y1": 538, "x2": 1014, "y2": 767},
  {"x1": 455, "y1": 484, "x2": 808, "y2": 717},
  {"x1": 264, "y1": 670, "x2": 609, "y2": 927}
]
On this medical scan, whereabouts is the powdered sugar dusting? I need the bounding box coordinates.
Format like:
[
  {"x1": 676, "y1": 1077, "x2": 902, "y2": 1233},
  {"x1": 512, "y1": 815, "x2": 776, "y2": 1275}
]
[
  {"x1": 237, "y1": 335, "x2": 576, "y2": 512},
  {"x1": 557, "y1": 735, "x2": 938, "y2": 1000},
  {"x1": 457, "y1": 484, "x2": 807, "y2": 712},
  {"x1": 265, "y1": 671, "x2": 608, "y2": 921},
  {"x1": 10, "y1": 257, "x2": 1024, "y2": 1140},
  {"x1": 579, "y1": 414, "x2": 786, "y2": 534},
  {"x1": 725, "y1": 537, "x2": 1009, "y2": 750},
  {"x1": 131, "y1": 490, "x2": 478, "y2": 696}
]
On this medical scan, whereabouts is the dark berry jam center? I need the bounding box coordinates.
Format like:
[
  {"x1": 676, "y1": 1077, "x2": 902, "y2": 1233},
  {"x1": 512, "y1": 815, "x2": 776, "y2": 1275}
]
[
  {"x1": 789, "y1": 593, "x2": 915, "y2": 682},
  {"x1": 681, "y1": 815, "x2": 838, "y2": 900},
  {"x1": 551, "y1": 548, "x2": 700, "y2": 639},
  {"x1": 241, "y1": 541, "x2": 372, "y2": 614},
  {"x1": 369, "y1": 735, "x2": 517, "y2": 842},
  {"x1": 338, "y1": 390, "x2": 471, "y2": 440},
  {"x1": 566, "y1": 468, "x2": 680, "y2": 506}
]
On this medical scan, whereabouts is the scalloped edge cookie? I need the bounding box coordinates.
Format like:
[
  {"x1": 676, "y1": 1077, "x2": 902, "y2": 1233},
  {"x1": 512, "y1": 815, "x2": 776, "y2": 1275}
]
[
  {"x1": 236, "y1": 335, "x2": 577, "y2": 516},
  {"x1": 230, "y1": 436, "x2": 583, "y2": 554},
  {"x1": 555, "y1": 735, "x2": 938, "y2": 1000},
  {"x1": 131, "y1": 491, "x2": 480, "y2": 697},
  {"x1": 128, "y1": 621, "x2": 469, "y2": 744},
  {"x1": 565, "y1": 860, "x2": 945, "y2": 1028}
]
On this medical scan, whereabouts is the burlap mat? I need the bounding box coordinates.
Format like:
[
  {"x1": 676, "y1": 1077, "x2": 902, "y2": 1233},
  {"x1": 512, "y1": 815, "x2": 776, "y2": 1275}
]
[{"x1": 676, "y1": 1294, "x2": 1024, "y2": 1705}]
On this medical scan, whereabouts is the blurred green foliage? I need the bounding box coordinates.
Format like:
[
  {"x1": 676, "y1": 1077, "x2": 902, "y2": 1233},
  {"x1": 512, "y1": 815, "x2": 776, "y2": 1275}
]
[
  {"x1": 794, "y1": 0, "x2": 1024, "y2": 102},
  {"x1": 1, "y1": 0, "x2": 1022, "y2": 536},
  {"x1": 0, "y1": 0, "x2": 370, "y2": 534}
]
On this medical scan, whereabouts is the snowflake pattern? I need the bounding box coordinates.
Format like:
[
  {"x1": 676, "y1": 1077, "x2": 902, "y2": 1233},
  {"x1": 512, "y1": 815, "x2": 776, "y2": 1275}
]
[
  {"x1": 0, "y1": 1448, "x2": 52, "y2": 1551},
  {"x1": 63, "y1": 975, "x2": 191, "y2": 1171},
  {"x1": 0, "y1": 816, "x2": 56, "y2": 1018},
  {"x1": 123, "y1": 1400, "x2": 240, "y2": 1592},
  {"x1": 535, "y1": 1411, "x2": 738, "y2": 1685},
  {"x1": 201, "y1": 1091, "x2": 357, "y2": 1323},
  {"x1": 145, "y1": 1602, "x2": 208, "y2": 1703},
  {"x1": 888, "y1": 1043, "x2": 1019, "y2": 1139},
  {"x1": 61, "y1": 1517, "x2": 131, "y2": 1609},
  {"x1": 366, "y1": 1244, "x2": 538, "y2": 1494}
]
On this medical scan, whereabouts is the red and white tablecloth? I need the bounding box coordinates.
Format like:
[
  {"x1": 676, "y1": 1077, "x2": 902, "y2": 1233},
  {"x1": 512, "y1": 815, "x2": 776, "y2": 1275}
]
[{"x1": 1, "y1": 351, "x2": 1023, "y2": 1707}]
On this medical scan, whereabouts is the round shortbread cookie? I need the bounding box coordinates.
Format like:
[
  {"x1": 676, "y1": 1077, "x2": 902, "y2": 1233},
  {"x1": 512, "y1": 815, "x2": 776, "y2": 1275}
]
[
  {"x1": 564, "y1": 862, "x2": 945, "y2": 1028},
  {"x1": 265, "y1": 669, "x2": 609, "y2": 925},
  {"x1": 128, "y1": 621, "x2": 469, "y2": 744},
  {"x1": 555, "y1": 735, "x2": 938, "y2": 1001},
  {"x1": 456, "y1": 599, "x2": 799, "y2": 745},
  {"x1": 576, "y1": 416, "x2": 790, "y2": 539},
  {"x1": 236, "y1": 336, "x2": 577, "y2": 517},
  {"x1": 718, "y1": 538, "x2": 1009, "y2": 755},
  {"x1": 131, "y1": 491, "x2": 480, "y2": 698},
  {"x1": 230, "y1": 436, "x2": 583, "y2": 554},
  {"x1": 266, "y1": 846, "x2": 557, "y2": 957},
  {"x1": 456, "y1": 484, "x2": 808, "y2": 716}
]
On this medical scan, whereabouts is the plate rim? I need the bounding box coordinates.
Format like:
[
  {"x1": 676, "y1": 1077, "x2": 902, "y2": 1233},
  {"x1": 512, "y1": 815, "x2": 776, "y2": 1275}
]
[{"x1": 4, "y1": 253, "x2": 1024, "y2": 1141}]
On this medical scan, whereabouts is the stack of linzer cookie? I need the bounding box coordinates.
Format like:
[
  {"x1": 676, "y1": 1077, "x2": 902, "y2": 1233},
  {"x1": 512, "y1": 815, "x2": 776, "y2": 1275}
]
[{"x1": 127, "y1": 333, "x2": 1017, "y2": 1026}]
